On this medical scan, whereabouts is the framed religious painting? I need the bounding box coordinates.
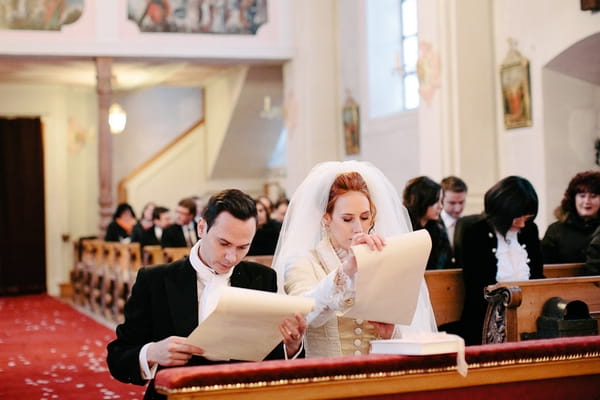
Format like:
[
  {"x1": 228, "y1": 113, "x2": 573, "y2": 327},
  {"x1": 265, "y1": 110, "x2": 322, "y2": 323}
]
[
  {"x1": 500, "y1": 40, "x2": 533, "y2": 129},
  {"x1": 342, "y1": 95, "x2": 360, "y2": 155}
]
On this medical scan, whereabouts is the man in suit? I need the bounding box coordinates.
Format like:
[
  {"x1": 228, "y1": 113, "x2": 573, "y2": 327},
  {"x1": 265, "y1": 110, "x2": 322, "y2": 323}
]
[
  {"x1": 106, "y1": 189, "x2": 306, "y2": 400},
  {"x1": 440, "y1": 176, "x2": 468, "y2": 248},
  {"x1": 140, "y1": 206, "x2": 172, "y2": 248},
  {"x1": 161, "y1": 198, "x2": 198, "y2": 248}
]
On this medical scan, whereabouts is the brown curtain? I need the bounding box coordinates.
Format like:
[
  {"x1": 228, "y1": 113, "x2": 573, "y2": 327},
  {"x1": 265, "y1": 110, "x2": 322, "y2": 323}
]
[{"x1": 0, "y1": 117, "x2": 46, "y2": 295}]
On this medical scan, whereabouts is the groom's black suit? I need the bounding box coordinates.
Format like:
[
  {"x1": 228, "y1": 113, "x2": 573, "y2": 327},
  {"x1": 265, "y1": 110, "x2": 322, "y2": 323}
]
[{"x1": 106, "y1": 257, "x2": 284, "y2": 400}]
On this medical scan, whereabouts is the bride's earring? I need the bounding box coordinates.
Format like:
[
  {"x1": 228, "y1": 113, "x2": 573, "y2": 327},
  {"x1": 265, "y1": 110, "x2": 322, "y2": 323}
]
[{"x1": 321, "y1": 222, "x2": 330, "y2": 240}]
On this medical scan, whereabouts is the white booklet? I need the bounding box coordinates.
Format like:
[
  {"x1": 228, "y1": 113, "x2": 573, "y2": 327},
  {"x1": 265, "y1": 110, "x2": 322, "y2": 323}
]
[
  {"x1": 185, "y1": 286, "x2": 314, "y2": 361},
  {"x1": 370, "y1": 332, "x2": 468, "y2": 376},
  {"x1": 344, "y1": 229, "x2": 431, "y2": 324}
]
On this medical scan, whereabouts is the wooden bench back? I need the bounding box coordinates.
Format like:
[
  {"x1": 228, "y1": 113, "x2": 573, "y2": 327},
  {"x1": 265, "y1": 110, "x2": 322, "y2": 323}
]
[
  {"x1": 243, "y1": 255, "x2": 274, "y2": 267},
  {"x1": 163, "y1": 247, "x2": 189, "y2": 263},
  {"x1": 143, "y1": 245, "x2": 165, "y2": 266},
  {"x1": 542, "y1": 263, "x2": 587, "y2": 278},
  {"x1": 424, "y1": 263, "x2": 587, "y2": 329},
  {"x1": 484, "y1": 275, "x2": 600, "y2": 342},
  {"x1": 424, "y1": 269, "x2": 463, "y2": 326}
]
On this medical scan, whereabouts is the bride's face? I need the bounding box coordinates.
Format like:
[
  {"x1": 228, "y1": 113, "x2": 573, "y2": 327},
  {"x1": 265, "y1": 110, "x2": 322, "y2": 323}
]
[{"x1": 323, "y1": 191, "x2": 373, "y2": 250}]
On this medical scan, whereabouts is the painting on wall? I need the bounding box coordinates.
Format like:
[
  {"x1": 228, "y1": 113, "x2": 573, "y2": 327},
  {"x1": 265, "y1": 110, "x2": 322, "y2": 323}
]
[
  {"x1": 0, "y1": 0, "x2": 84, "y2": 31},
  {"x1": 500, "y1": 39, "x2": 533, "y2": 130},
  {"x1": 128, "y1": 0, "x2": 268, "y2": 34},
  {"x1": 342, "y1": 94, "x2": 360, "y2": 155}
]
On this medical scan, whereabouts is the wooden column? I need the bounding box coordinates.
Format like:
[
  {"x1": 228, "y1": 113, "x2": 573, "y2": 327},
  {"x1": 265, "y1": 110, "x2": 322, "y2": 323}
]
[{"x1": 96, "y1": 57, "x2": 114, "y2": 236}]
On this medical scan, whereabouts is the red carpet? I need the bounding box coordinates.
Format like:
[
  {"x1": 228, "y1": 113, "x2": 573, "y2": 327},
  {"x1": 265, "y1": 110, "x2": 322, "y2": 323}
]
[{"x1": 0, "y1": 294, "x2": 145, "y2": 399}]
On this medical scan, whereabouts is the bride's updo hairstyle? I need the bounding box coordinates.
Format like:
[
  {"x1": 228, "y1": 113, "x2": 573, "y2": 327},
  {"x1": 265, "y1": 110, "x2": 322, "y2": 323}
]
[{"x1": 325, "y1": 172, "x2": 377, "y2": 231}]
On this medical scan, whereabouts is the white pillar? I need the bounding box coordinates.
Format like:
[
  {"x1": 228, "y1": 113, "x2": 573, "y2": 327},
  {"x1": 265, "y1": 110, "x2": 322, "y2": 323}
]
[{"x1": 283, "y1": 0, "x2": 341, "y2": 195}]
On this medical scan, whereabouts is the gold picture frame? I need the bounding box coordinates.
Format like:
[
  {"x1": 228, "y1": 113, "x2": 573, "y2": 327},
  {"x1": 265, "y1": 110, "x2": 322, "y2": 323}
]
[
  {"x1": 500, "y1": 42, "x2": 532, "y2": 129},
  {"x1": 342, "y1": 96, "x2": 360, "y2": 155}
]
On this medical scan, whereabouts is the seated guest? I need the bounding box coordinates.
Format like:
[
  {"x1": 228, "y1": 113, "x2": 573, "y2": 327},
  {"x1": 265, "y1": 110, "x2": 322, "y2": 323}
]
[
  {"x1": 271, "y1": 196, "x2": 289, "y2": 223},
  {"x1": 403, "y1": 176, "x2": 453, "y2": 270},
  {"x1": 457, "y1": 176, "x2": 544, "y2": 345},
  {"x1": 191, "y1": 195, "x2": 206, "y2": 223},
  {"x1": 105, "y1": 203, "x2": 137, "y2": 243},
  {"x1": 107, "y1": 189, "x2": 306, "y2": 400},
  {"x1": 542, "y1": 171, "x2": 600, "y2": 264},
  {"x1": 248, "y1": 199, "x2": 281, "y2": 255},
  {"x1": 140, "y1": 206, "x2": 172, "y2": 248},
  {"x1": 257, "y1": 195, "x2": 274, "y2": 216},
  {"x1": 440, "y1": 176, "x2": 468, "y2": 249},
  {"x1": 161, "y1": 198, "x2": 197, "y2": 248},
  {"x1": 131, "y1": 202, "x2": 156, "y2": 243}
]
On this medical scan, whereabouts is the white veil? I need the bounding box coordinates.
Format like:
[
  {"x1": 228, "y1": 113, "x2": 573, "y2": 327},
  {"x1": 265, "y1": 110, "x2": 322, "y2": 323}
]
[{"x1": 272, "y1": 160, "x2": 437, "y2": 331}]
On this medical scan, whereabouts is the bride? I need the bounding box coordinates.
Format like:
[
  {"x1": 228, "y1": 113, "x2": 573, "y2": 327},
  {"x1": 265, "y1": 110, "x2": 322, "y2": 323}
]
[{"x1": 272, "y1": 161, "x2": 437, "y2": 358}]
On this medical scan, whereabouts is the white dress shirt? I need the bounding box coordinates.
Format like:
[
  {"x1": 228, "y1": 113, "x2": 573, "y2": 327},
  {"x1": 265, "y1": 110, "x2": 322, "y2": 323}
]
[{"x1": 441, "y1": 210, "x2": 458, "y2": 247}]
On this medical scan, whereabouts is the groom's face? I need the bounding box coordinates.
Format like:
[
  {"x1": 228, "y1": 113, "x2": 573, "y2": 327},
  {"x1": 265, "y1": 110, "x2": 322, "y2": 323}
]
[{"x1": 198, "y1": 211, "x2": 256, "y2": 275}]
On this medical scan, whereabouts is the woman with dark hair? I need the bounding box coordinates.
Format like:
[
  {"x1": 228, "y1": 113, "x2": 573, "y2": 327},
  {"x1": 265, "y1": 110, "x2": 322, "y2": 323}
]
[
  {"x1": 402, "y1": 176, "x2": 452, "y2": 270},
  {"x1": 457, "y1": 176, "x2": 544, "y2": 345},
  {"x1": 131, "y1": 202, "x2": 156, "y2": 243},
  {"x1": 247, "y1": 199, "x2": 282, "y2": 255},
  {"x1": 542, "y1": 171, "x2": 600, "y2": 263},
  {"x1": 105, "y1": 203, "x2": 137, "y2": 242}
]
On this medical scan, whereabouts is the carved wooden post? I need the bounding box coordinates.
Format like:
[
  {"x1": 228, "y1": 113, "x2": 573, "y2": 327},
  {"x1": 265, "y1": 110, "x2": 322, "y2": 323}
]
[{"x1": 96, "y1": 57, "x2": 114, "y2": 237}]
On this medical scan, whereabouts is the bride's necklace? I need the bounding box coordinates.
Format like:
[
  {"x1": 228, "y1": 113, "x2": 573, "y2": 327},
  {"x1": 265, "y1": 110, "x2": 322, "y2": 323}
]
[{"x1": 334, "y1": 247, "x2": 349, "y2": 261}]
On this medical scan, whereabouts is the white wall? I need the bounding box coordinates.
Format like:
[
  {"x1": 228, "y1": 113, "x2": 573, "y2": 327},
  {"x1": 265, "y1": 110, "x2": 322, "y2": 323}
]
[
  {"x1": 113, "y1": 86, "x2": 204, "y2": 195},
  {"x1": 335, "y1": 0, "x2": 420, "y2": 197},
  {"x1": 492, "y1": 0, "x2": 600, "y2": 230},
  {"x1": 543, "y1": 70, "x2": 600, "y2": 224}
]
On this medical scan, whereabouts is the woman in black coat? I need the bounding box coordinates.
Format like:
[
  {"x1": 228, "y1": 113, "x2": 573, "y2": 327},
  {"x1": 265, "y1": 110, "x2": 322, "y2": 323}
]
[
  {"x1": 455, "y1": 176, "x2": 544, "y2": 345},
  {"x1": 542, "y1": 171, "x2": 600, "y2": 264},
  {"x1": 402, "y1": 176, "x2": 453, "y2": 270}
]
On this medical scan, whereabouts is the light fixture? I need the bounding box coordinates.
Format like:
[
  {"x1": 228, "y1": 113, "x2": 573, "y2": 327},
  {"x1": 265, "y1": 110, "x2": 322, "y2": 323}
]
[{"x1": 108, "y1": 103, "x2": 127, "y2": 134}]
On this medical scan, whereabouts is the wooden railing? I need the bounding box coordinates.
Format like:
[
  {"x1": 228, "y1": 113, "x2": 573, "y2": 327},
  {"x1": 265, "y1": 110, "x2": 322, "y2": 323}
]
[{"x1": 117, "y1": 118, "x2": 204, "y2": 203}]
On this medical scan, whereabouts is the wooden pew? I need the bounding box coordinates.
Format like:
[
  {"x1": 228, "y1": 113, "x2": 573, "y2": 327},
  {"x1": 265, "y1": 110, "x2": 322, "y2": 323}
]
[
  {"x1": 483, "y1": 275, "x2": 600, "y2": 343},
  {"x1": 163, "y1": 247, "x2": 189, "y2": 263},
  {"x1": 424, "y1": 268, "x2": 464, "y2": 327},
  {"x1": 114, "y1": 242, "x2": 142, "y2": 323},
  {"x1": 542, "y1": 262, "x2": 586, "y2": 278},
  {"x1": 424, "y1": 263, "x2": 587, "y2": 331},
  {"x1": 143, "y1": 245, "x2": 164, "y2": 266},
  {"x1": 155, "y1": 335, "x2": 600, "y2": 400},
  {"x1": 81, "y1": 239, "x2": 105, "y2": 311},
  {"x1": 243, "y1": 255, "x2": 274, "y2": 267},
  {"x1": 70, "y1": 239, "x2": 86, "y2": 306}
]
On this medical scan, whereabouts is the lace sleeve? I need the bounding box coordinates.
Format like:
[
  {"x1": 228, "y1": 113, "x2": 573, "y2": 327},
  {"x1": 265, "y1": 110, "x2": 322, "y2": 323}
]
[{"x1": 284, "y1": 255, "x2": 356, "y2": 328}]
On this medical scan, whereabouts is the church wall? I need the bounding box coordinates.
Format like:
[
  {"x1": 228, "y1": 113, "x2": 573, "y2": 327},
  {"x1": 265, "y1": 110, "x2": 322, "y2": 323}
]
[
  {"x1": 542, "y1": 70, "x2": 600, "y2": 224},
  {"x1": 492, "y1": 0, "x2": 600, "y2": 230}
]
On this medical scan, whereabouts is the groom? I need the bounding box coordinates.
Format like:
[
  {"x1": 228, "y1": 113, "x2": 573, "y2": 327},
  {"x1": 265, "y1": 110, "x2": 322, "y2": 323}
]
[{"x1": 107, "y1": 189, "x2": 306, "y2": 400}]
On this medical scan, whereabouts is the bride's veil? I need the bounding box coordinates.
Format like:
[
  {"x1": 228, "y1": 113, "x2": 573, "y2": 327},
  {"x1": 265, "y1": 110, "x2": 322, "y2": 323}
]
[{"x1": 272, "y1": 160, "x2": 437, "y2": 332}]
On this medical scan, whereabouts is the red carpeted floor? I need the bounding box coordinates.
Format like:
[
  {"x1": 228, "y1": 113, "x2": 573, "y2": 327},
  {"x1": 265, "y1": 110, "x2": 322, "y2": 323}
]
[{"x1": 0, "y1": 294, "x2": 146, "y2": 399}]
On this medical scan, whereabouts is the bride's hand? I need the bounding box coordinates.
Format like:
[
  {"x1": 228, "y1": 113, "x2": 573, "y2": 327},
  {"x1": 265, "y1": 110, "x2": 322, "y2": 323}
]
[
  {"x1": 342, "y1": 233, "x2": 386, "y2": 276},
  {"x1": 350, "y1": 232, "x2": 386, "y2": 251}
]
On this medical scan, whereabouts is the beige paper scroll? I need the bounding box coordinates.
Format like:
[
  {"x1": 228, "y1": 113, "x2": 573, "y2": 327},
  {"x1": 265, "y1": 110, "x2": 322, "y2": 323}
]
[
  {"x1": 344, "y1": 229, "x2": 431, "y2": 324},
  {"x1": 186, "y1": 286, "x2": 314, "y2": 361}
]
